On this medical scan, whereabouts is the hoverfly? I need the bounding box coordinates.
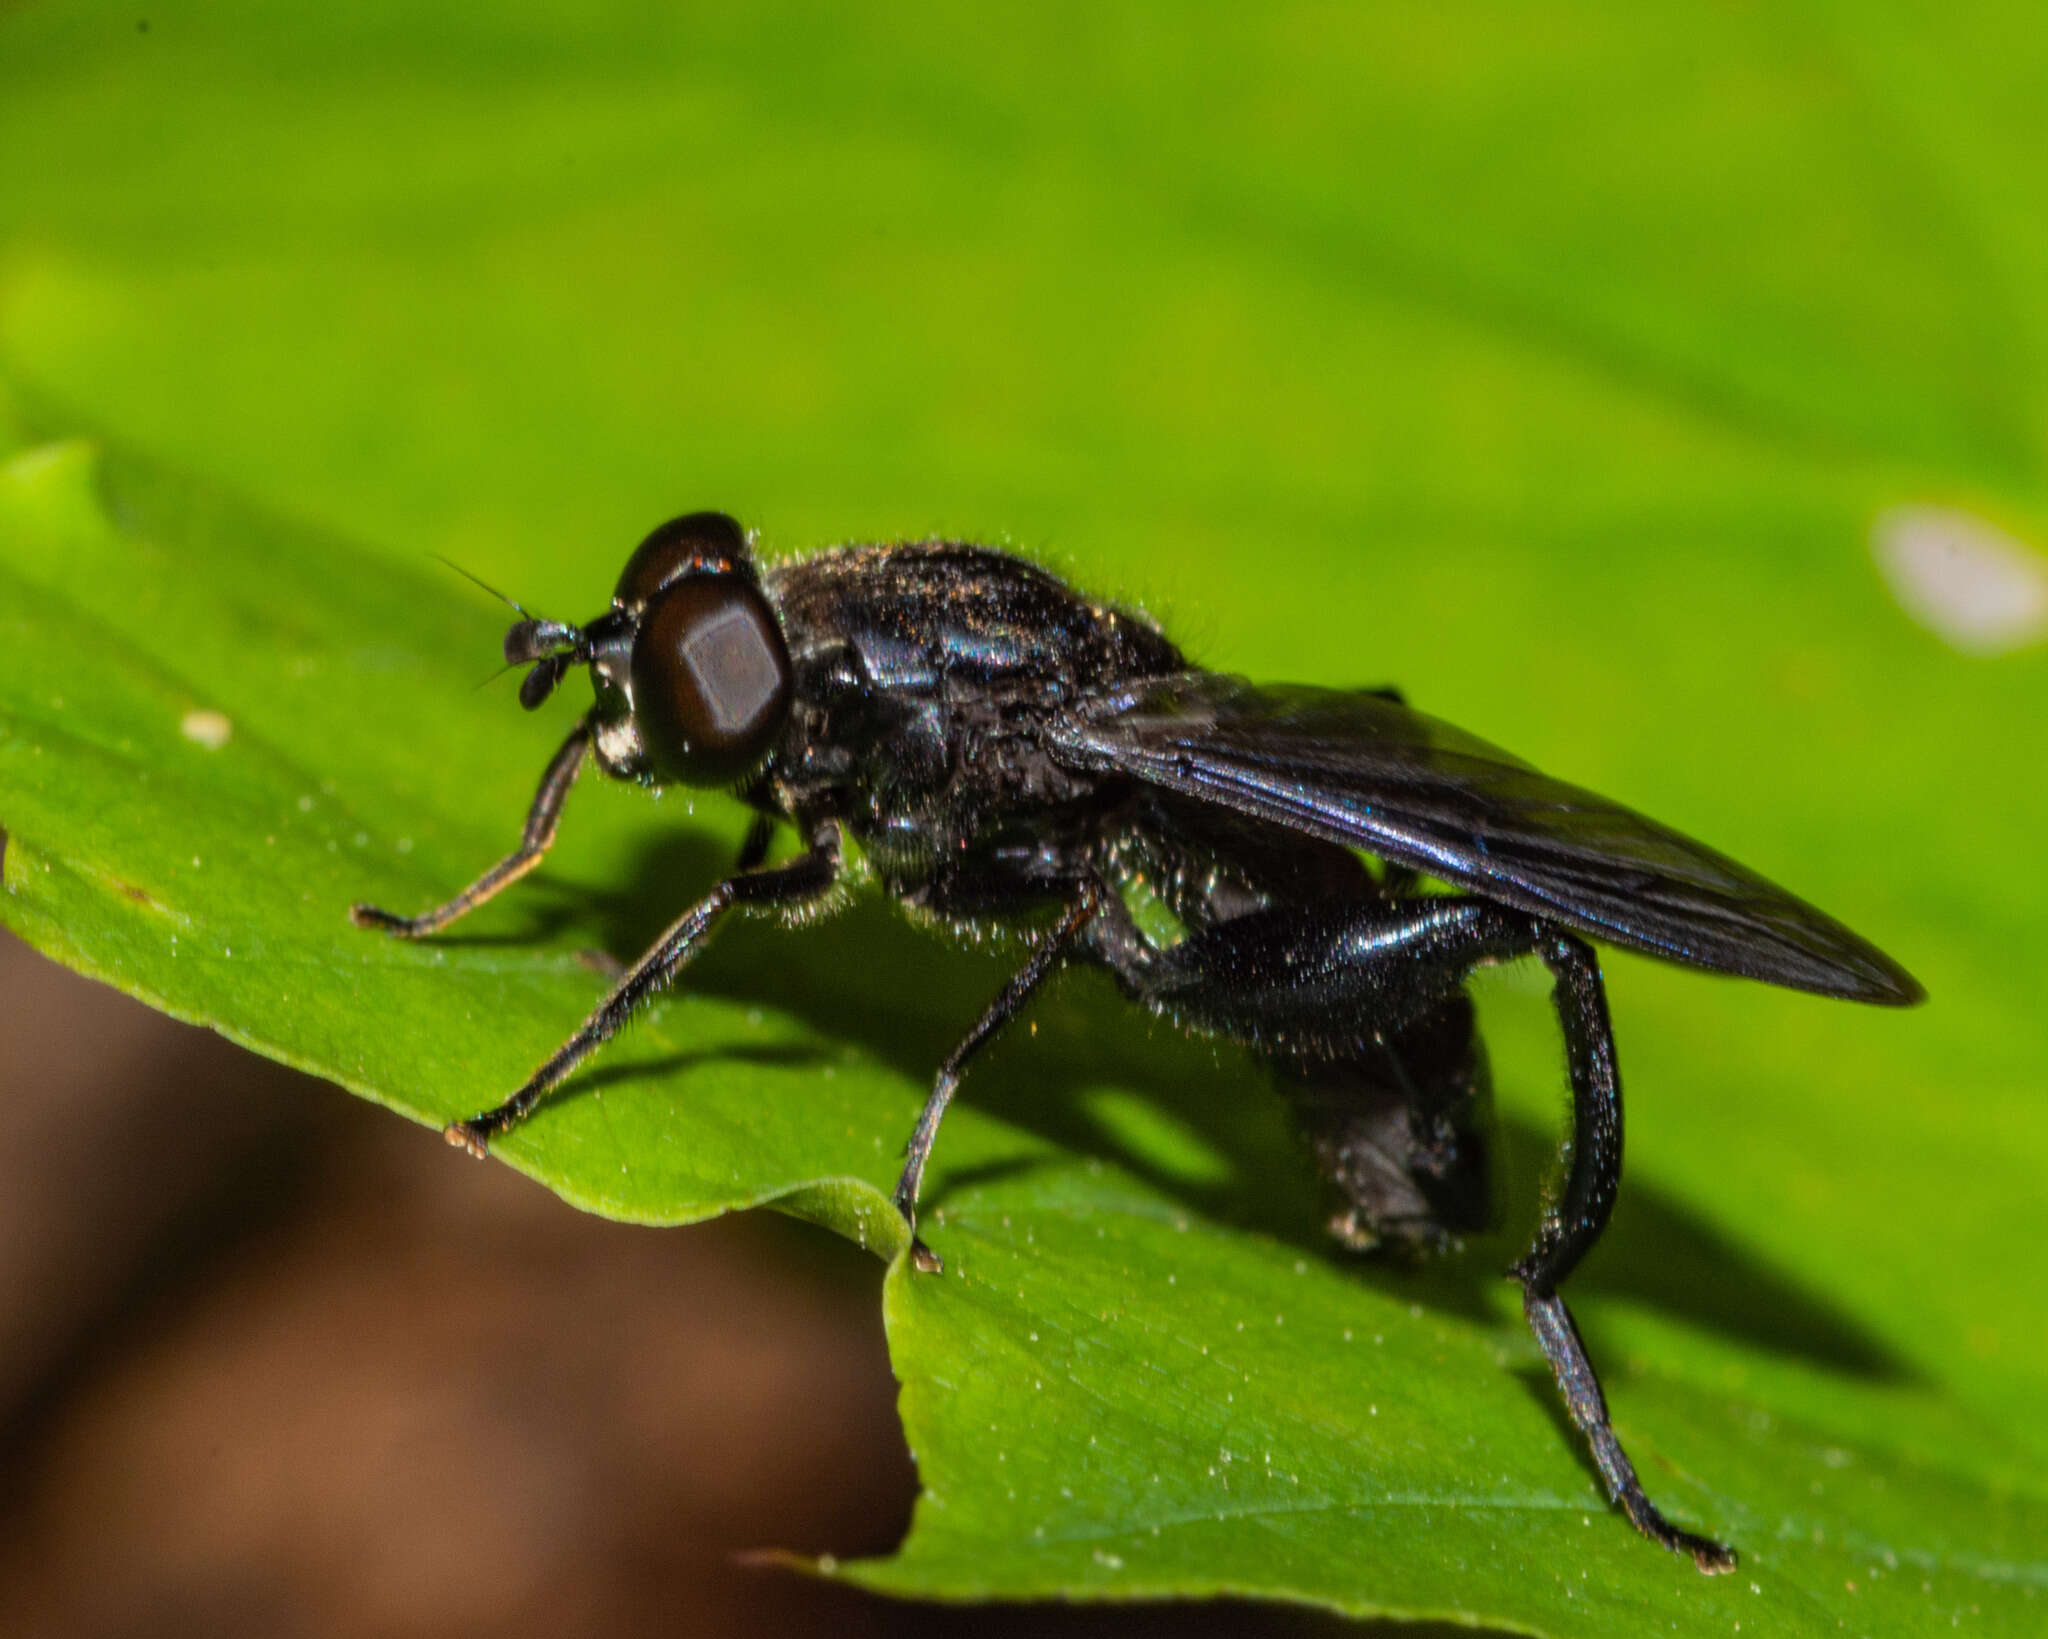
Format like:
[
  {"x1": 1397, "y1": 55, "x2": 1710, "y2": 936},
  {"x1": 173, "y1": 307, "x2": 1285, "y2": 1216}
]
[{"x1": 354, "y1": 512, "x2": 1923, "y2": 1571}]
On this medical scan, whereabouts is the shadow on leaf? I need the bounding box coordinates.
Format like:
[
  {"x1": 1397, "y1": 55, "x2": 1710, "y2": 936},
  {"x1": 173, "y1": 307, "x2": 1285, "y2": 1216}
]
[{"x1": 552, "y1": 826, "x2": 1909, "y2": 1385}]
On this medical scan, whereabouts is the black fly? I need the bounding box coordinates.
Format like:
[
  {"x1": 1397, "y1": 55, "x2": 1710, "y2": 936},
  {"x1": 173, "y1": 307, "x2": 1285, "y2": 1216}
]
[{"x1": 353, "y1": 512, "x2": 1923, "y2": 1572}]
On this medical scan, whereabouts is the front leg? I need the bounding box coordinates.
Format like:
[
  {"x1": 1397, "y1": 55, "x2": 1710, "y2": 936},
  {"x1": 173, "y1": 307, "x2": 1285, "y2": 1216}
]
[
  {"x1": 446, "y1": 820, "x2": 843, "y2": 1155},
  {"x1": 351, "y1": 717, "x2": 592, "y2": 937},
  {"x1": 1130, "y1": 896, "x2": 1735, "y2": 1572}
]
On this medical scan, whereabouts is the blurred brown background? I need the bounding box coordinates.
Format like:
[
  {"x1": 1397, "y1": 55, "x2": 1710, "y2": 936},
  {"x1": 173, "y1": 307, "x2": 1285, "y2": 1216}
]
[{"x1": 0, "y1": 927, "x2": 1465, "y2": 1638}]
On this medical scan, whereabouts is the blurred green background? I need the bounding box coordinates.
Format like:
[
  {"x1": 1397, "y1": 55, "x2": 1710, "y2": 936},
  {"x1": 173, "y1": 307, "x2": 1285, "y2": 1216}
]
[{"x1": 1, "y1": 3, "x2": 2045, "y2": 1636}]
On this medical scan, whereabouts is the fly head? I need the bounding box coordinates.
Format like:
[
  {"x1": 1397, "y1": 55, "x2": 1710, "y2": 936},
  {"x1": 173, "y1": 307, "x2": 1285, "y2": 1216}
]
[{"x1": 505, "y1": 511, "x2": 794, "y2": 788}]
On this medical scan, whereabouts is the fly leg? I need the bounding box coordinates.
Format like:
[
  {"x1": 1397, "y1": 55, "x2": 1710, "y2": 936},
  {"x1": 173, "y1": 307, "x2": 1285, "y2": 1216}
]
[
  {"x1": 733, "y1": 812, "x2": 778, "y2": 873},
  {"x1": 574, "y1": 816, "x2": 779, "y2": 985},
  {"x1": 351, "y1": 718, "x2": 591, "y2": 936},
  {"x1": 444, "y1": 821, "x2": 843, "y2": 1156},
  {"x1": 1124, "y1": 895, "x2": 1735, "y2": 1571},
  {"x1": 1514, "y1": 932, "x2": 1736, "y2": 1572},
  {"x1": 893, "y1": 880, "x2": 1103, "y2": 1274}
]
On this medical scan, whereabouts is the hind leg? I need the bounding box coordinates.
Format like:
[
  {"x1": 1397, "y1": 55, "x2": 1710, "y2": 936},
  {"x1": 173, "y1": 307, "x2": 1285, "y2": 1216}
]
[{"x1": 1121, "y1": 895, "x2": 1735, "y2": 1571}]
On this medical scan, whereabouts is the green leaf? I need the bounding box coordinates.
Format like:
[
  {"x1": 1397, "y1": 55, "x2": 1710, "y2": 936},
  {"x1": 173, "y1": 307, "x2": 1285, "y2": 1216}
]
[{"x1": 4, "y1": 4, "x2": 2047, "y2": 1635}]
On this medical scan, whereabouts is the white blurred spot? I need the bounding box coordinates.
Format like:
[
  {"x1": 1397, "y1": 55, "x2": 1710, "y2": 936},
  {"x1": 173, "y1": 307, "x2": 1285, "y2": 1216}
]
[
  {"x1": 179, "y1": 709, "x2": 233, "y2": 749},
  {"x1": 1872, "y1": 506, "x2": 2048, "y2": 654}
]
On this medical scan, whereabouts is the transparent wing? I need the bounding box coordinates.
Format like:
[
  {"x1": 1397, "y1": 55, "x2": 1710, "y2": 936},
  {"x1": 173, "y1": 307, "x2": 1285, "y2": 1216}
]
[{"x1": 1051, "y1": 673, "x2": 1921, "y2": 1004}]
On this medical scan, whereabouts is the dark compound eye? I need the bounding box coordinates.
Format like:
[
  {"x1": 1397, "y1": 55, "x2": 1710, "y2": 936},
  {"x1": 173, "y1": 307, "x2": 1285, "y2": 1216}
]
[
  {"x1": 629, "y1": 573, "x2": 792, "y2": 785},
  {"x1": 614, "y1": 511, "x2": 751, "y2": 611}
]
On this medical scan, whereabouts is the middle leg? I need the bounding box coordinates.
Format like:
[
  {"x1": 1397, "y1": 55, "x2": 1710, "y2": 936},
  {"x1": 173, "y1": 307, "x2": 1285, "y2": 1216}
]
[{"x1": 893, "y1": 880, "x2": 1103, "y2": 1271}]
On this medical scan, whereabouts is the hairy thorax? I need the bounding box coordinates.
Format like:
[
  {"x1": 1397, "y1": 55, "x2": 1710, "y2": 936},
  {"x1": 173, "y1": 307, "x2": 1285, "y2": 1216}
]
[{"x1": 760, "y1": 542, "x2": 1184, "y2": 902}]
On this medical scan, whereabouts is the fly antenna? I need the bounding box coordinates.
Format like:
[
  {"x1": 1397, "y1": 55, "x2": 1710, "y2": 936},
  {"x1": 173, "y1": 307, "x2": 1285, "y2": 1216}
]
[{"x1": 433, "y1": 552, "x2": 537, "y2": 620}]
